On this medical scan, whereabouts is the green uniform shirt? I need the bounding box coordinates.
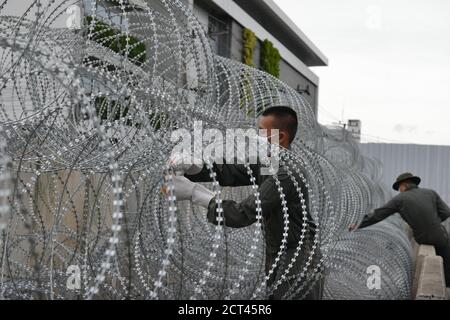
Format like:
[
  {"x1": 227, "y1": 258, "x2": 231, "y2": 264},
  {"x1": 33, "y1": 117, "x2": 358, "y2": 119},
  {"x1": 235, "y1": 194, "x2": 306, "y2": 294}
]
[
  {"x1": 186, "y1": 159, "x2": 317, "y2": 277},
  {"x1": 359, "y1": 185, "x2": 450, "y2": 246}
]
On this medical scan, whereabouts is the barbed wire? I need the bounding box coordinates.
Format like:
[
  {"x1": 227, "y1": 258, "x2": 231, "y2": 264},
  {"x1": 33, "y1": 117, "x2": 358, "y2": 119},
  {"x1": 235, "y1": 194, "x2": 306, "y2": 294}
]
[{"x1": 0, "y1": 0, "x2": 412, "y2": 300}]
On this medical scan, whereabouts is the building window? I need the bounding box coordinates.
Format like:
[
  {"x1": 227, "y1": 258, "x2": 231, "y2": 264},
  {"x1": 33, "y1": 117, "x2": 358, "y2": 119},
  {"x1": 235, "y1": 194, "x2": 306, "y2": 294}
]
[{"x1": 208, "y1": 14, "x2": 230, "y2": 58}]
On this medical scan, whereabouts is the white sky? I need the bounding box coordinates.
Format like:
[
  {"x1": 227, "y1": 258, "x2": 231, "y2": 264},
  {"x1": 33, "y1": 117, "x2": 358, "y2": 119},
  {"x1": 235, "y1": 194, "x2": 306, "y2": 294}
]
[{"x1": 274, "y1": 0, "x2": 450, "y2": 145}]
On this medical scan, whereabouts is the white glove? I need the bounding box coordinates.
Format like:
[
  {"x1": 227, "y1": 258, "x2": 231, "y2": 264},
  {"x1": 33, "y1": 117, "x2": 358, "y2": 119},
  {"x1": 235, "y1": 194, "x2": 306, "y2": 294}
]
[
  {"x1": 191, "y1": 183, "x2": 216, "y2": 208},
  {"x1": 168, "y1": 176, "x2": 215, "y2": 208},
  {"x1": 169, "y1": 175, "x2": 195, "y2": 201},
  {"x1": 168, "y1": 152, "x2": 203, "y2": 175}
]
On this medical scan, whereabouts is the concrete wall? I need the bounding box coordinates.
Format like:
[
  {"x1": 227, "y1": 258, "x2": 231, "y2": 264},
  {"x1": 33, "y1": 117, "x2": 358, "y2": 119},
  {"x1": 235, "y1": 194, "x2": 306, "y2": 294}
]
[
  {"x1": 412, "y1": 242, "x2": 448, "y2": 299},
  {"x1": 253, "y1": 39, "x2": 261, "y2": 69},
  {"x1": 227, "y1": 17, "x2": 318, "y2": 114},
  {"x1": 219, "y1": 18, "x2": 319, "y2": 114},
  {"x1": 193, "y1": 2, "x2": 209, "y2": 30},
  {"x1": 279, "y1": 58, "x2": 317, "y2": 114},
  {"x1": 230, "y1": 20, "x2": 243, "y2": 62}
]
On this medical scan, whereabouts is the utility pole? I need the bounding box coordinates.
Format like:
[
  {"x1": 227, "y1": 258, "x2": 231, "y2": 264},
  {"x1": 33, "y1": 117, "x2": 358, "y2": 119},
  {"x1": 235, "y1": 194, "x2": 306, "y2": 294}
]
[{"x1": 331, "y1": 120, "x2": 348, "y2": 142}]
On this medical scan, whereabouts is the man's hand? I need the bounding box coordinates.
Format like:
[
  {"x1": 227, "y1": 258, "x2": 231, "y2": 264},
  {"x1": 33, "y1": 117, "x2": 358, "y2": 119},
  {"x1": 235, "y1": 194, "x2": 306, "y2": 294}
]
[
  {"x1": 163, "y1": 175, "x2": 215, "y2": 208},
  {"x1": 168, "y1": 152, "x2": 203, "y2": 175},
  {"x1": 163, "y1": 176, "x2": 195, "y2": 200},
  {"x1": 348, "y1": 223, "x2": 358, "y2": 232}
]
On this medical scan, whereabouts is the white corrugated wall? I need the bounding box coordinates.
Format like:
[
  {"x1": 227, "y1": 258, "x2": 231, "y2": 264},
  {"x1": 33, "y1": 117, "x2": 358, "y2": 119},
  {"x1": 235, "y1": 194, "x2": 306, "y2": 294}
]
[{"x1": 359, "y1": 143, "x2": 450, "y2": 206}]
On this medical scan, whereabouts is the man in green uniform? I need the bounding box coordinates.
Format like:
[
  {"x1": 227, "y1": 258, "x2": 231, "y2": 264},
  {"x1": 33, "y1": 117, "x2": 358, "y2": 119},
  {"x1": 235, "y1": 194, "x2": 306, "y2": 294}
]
[
  {"x1": 349, "y1": 172, "x2": 450, "y2": 286},
  {"x1": 167, "y1": 106, "x2": 322, "y2": 299}
]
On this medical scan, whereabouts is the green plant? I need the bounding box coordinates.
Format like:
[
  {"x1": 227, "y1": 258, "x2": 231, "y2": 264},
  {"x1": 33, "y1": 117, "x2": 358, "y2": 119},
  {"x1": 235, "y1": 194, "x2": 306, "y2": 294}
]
[
  {"x1": 84, "y1": 16, "x2": 146, "y2": 66},
  {"x1": 242, "y1": 28, "x2": 256, "y2": 66},
  {"x1": 260, "y1": 39, "x2": 281, "y2": 78},
  {"x1": 94, "y1": 96, "x2": 132, "y2": 125},
  {"x1": 238, "y1": 71, "x2": 253, "y2": 111},
  {"x1": 94, "y1": 96, "x2": 169, "y2": 131}
]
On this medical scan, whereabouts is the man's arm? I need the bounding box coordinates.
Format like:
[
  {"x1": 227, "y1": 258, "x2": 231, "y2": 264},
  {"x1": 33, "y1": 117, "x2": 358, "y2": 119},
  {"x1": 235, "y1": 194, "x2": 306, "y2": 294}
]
[
  {"x1": 186, "y1": 161, "x2": 259, "y2": 187},
  {"x1": 206, "y1": 177, "x2": 278, "y2": 228},
  {"x1": 435, "y1": 192, "x2": 450, "y2": 222},
  {"x1": 358, "y1": 197, "x2": 400, "y2": 229}
]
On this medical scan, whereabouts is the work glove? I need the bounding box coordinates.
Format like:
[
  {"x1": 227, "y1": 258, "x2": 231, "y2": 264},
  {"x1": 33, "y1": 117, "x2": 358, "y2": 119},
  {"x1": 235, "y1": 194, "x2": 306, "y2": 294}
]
[
  {"x1": 167, "y1": 176, "x2": 215, "y2": 208},
  {"x1": 168, "y1": 152, "x2": 203, "y2": 175}
]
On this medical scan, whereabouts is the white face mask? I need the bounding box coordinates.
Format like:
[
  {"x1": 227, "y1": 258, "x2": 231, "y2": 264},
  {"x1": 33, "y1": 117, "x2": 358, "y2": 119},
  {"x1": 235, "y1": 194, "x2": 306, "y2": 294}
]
[
  {"x1": 258, "y1": 129, "x2": 279, "y2": 145},
  {"x1": 256, "y1": 133, "x2": 280, "y2": 161},
  {"x1": 257, "y1": 134, "x2": 275, "y2": 145},
  {"x1": 256, "y1": 134, "x2": 281, "y2": 175}
]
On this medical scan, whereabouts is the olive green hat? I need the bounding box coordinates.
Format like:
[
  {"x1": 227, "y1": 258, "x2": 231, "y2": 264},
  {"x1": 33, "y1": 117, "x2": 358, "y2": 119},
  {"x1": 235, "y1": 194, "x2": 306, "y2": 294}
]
[{"x1": 392, "y1": 172, "x2": 421, "y2": 191}]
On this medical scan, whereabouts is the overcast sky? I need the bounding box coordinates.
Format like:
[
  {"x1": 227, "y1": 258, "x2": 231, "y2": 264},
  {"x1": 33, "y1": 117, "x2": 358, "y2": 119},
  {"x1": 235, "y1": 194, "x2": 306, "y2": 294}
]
[
  {"x1": 274, "y1": 0, "x2": 450, "y2": 145},
  {"x1": 3, "y1": 1, "x2": 450, "y2": 145}
]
